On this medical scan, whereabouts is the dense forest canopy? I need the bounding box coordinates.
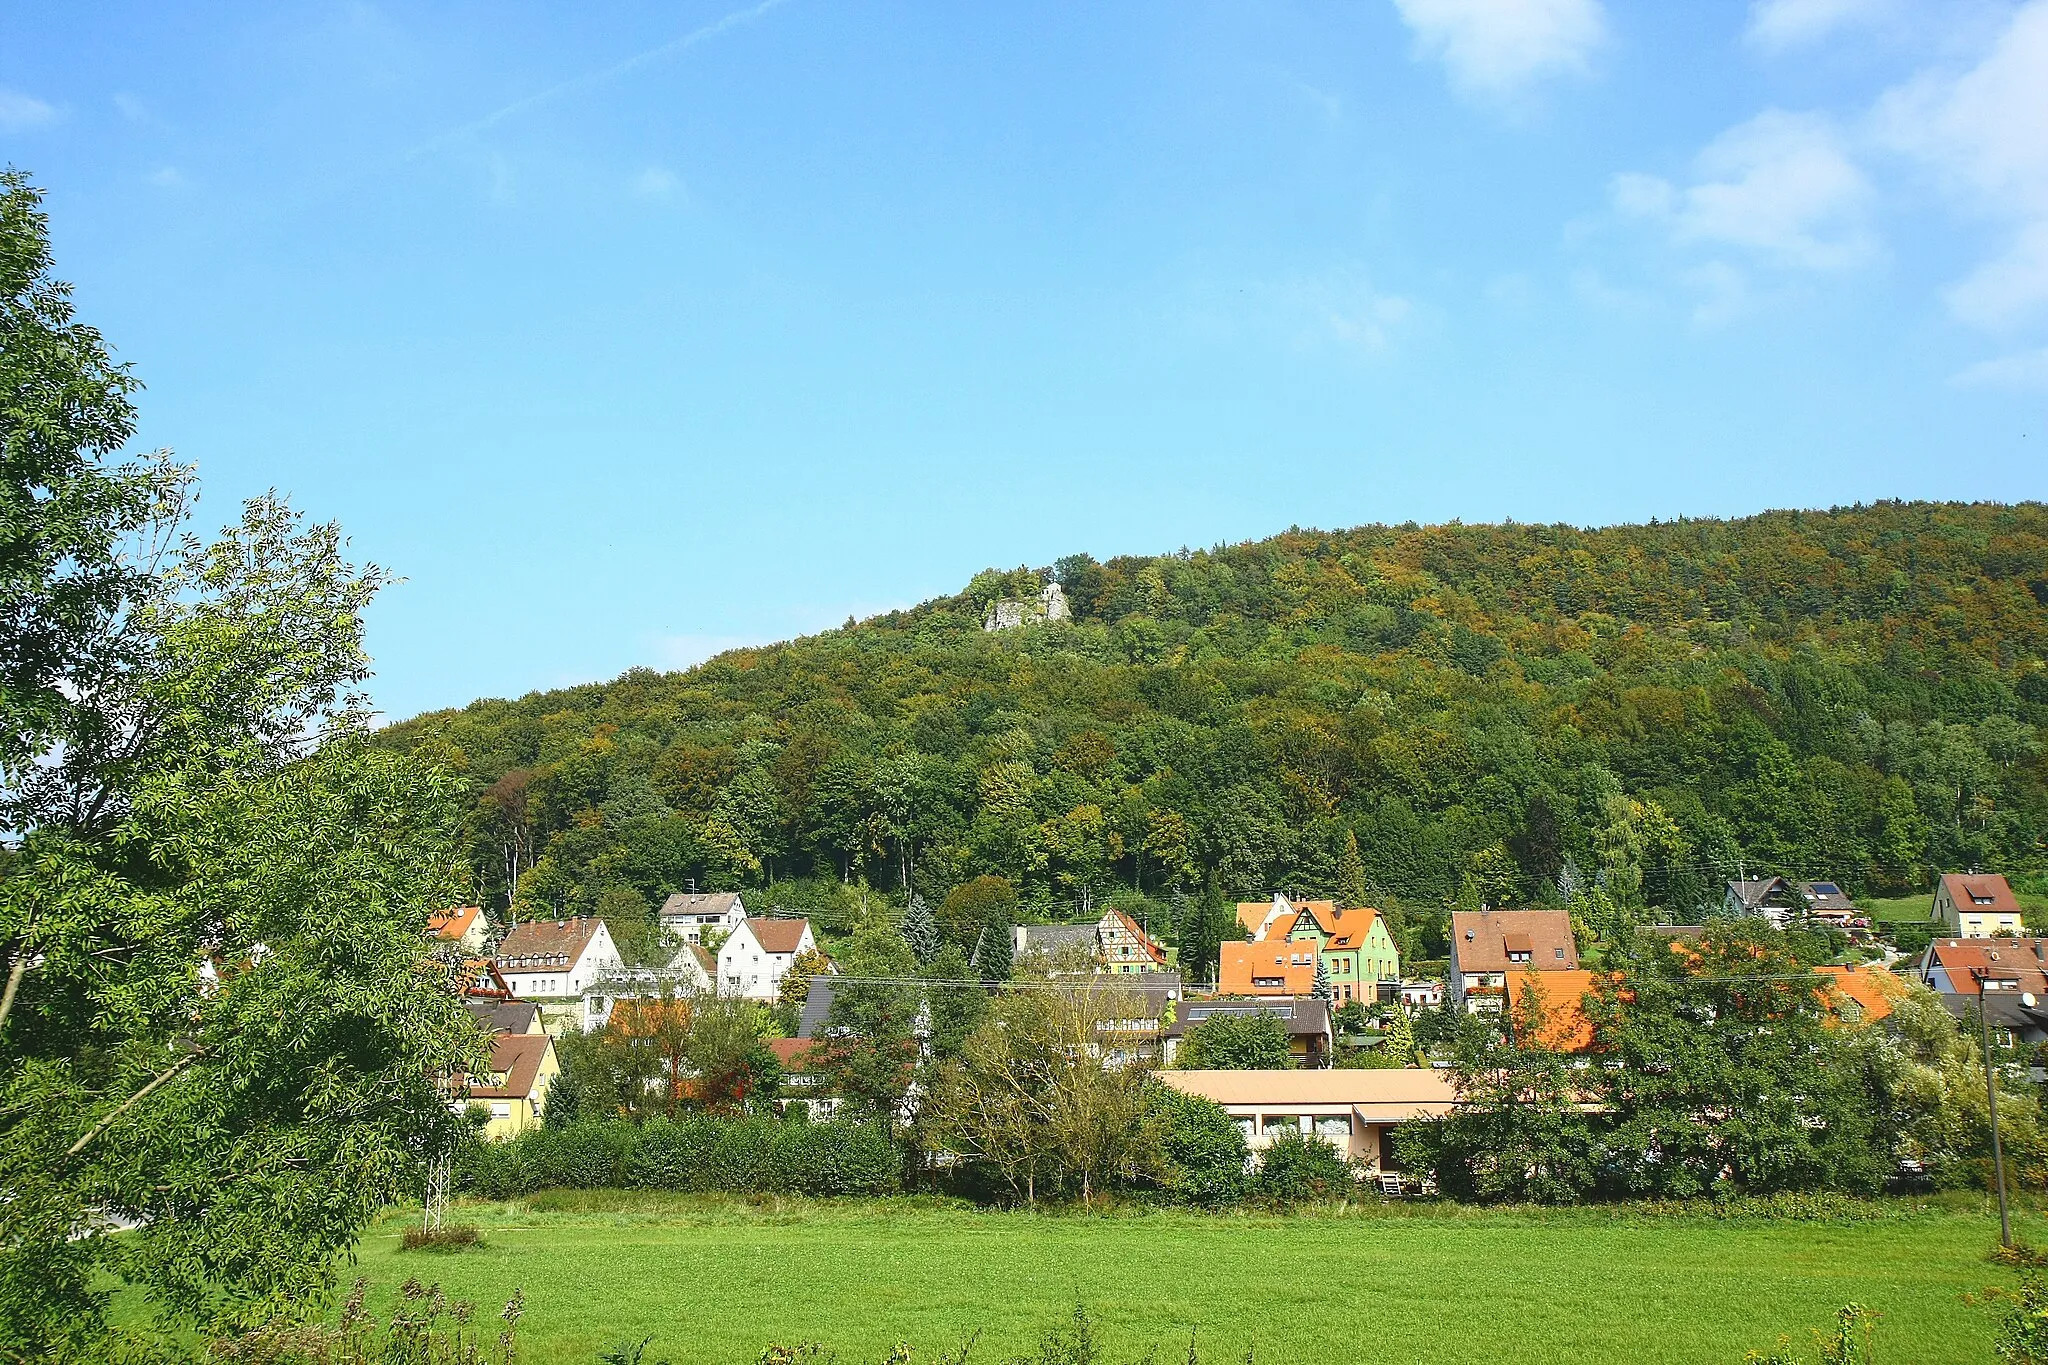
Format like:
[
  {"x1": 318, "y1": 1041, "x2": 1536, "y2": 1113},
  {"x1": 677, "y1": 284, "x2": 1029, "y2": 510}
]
[{"x1": 379, "y1": 503, "x2": 2048, "y2": 968}]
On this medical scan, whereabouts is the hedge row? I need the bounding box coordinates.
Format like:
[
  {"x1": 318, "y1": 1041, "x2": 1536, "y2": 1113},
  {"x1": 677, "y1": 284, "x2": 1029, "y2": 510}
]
[{"x1": 455, "y1": 1116, "x2": 902, "y2": 1198}]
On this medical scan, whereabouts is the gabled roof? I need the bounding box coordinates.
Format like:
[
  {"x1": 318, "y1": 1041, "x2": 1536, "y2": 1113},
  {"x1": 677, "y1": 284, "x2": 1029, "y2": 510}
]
[
  {"x1": 463, "y1": 1033, "x2": 553, "y2": 1100},
  {"x1": 1015, "y1": 922, "x2": 1101, "y2": 957},
  {"x1": 429, "y1": 905, "x2": 482, "y2": 941},
  {"x1": 1726, "y1": 877, "x2": 1801, "y2": 910},
  {"x1": 1103, "y1": 909, "x2": 1167, "y2": 965},
  {"x1": 1324, "y1": 908, "x2": 1383, "y2": 950},
  {"x1": 659, "y1": 891, "x2": 745, "y2": 920},
  {"x1": 741, "y1": 917, "x2": 812, "y2": 954},
  {"x1": 1449, "y1": 909, "x2": 1579, "y2": 974},
  {"x1": 1218, "y1": 941, "x2": 1320, "y2": 995},
  {"x1": 1815, "y1": 966, "x2": 1899, "y2": 1025},
  {"x1": 769, "y1": 1037, "x2": 823, "y2": 1071},
  {"x1": 1799, "y1": 882, "x2": 1860, "y2": 916},
  {"x1": 497, "y1": 916, "x2": 606, "y2": 968},
  {"x1": 1940, "y1": 872, "x2": 2022, "y2": 916},
  {"x1": 1503, "y1": 970, "x2": 1608, "y2": 1052},
  {"x1": 798, "y1": 977, "x2": 838, "y2": 1038},
  {"x1": 1924, "y1": 938, "x2": 2048, "y2": 994},
  {"x1": 466, "y1": 997, "x2": 541, "y2": 1036}
]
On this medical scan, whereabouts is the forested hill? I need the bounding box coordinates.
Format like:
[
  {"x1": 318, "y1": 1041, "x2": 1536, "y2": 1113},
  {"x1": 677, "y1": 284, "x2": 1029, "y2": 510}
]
[{"x1": 379, "y1": 501, "x2": 2048, "y2": 965}]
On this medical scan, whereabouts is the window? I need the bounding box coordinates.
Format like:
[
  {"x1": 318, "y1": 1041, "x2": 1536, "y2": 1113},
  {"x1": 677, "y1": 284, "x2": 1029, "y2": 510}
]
[
  {"x1": 489, "y1": 1102, "x2": 511, "y2": 1119},
  {"x1": 1315, "y1": 1115, "x2": 1351, "y2": 1138}
]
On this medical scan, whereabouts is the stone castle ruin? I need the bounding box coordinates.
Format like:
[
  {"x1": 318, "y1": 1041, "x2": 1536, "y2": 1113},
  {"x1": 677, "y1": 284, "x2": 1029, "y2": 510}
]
[{"x1": 984, "y1": 579, "x2": 1071, "y2": 632}]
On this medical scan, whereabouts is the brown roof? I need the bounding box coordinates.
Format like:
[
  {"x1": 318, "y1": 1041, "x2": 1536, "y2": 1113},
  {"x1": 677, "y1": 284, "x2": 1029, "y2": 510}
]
[
  {"x1": 467, "y1": 997, "x2": 541, "y2": 1035},
  {"x1": 497, "y1": 916, "x2": 606, "y2": 968},
  {"x1": 464, "y1": 1033, "x2": 553, "y2": 1100},
  {"x1": 1450, "y1": 909, "x2": 1579, "y2": 974},
  {"x1": 744, "y1": 917, "x2": 812, "y2": 954},
  {"x1": 1925, "y1": 938, "x2": 2048, "y2": 993},
  {"x1": 1941, "y1": 872, "x2": 2022, "y2": 916},
  {"x1": 1218, "y1": 941, "x2": 1319, "y2": 995},
  {"x1": 429, "y1": 905, "x2": 481, "y2": 940}
]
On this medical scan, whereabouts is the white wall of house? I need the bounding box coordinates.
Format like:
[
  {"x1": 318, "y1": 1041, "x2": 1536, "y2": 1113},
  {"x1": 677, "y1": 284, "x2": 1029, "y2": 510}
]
[
  {"x1": 502, "y1": 922, "x2": 621, "y2": 999},
  {"x1": 661, "y1": 894, "x2": 749, "y2": 943},
  {"x1": 717, "y1": 920, "x2": 815, "y2": 1000}
]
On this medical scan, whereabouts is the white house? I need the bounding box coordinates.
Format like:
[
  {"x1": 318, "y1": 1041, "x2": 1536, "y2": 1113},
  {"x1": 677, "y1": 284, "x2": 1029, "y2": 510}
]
[
  {"x1": 579, "y1": 944, "x2": 717, "y2": 1033},
  {"x1": 718, "y1": 916, "x2": 816, "y2": 1000},
  {"x1": 494, "y1": 916, "x2": 621, "y2": 998},
  {"x1": 657, "y1": 891, "x2": 749, "y2": 943}
]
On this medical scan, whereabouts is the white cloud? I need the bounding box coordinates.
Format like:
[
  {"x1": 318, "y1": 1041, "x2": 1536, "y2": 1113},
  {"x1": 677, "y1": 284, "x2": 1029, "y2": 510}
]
[
  {"x1": 113, "y1": 92, "x2": 150, "y2": 123},
  {"x1": 1745, "y1": 0, "x2": 1893, "y2": 52},
  {"x1": 1391, "y1": 0, "x2": 1606, "y2": 100},
  {"x1": 144, "y1": 166, "x2": 183, "y2": 189},
  {"x1": 1613, "y1": 110, "x2": 1875, "y2": 270},
  {"x1": 1280, "y1": 267, "x2": 1413, "y2": 354},
  {"x1": 1951, "y1": 346, "x2": 2048, "y2": 389},
  {"x1": 1875, "y1": 1, "x2": 2048, "y2": 327},
  {"x1": 0, "y1": 88, "x2": 56, "y2": 131},
  {"x1": 632, "y1": 166, "x2": 682, "y2": 197}
]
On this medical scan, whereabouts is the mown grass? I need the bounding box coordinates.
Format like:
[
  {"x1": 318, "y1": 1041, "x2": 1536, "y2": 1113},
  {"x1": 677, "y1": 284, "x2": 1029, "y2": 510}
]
[{"x1": 338, "y1": 1193, "x2": 2042, "y2": 1364}]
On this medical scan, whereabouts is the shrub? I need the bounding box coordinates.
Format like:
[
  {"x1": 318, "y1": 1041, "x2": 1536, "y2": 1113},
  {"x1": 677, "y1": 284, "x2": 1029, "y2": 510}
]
[
  {"x1": 400, "y1": 1224, "x2": 485, "y2": 1253},
  {"x1": 1141, "y1": 1081, "x2": 1249, "y2": 1206},
  {"x1": 1255, "y1": 1131, "x2": 1355, "y2": 1204}
]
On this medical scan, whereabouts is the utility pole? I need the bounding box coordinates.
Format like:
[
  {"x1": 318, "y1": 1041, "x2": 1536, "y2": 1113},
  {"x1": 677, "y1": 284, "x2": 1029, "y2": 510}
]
[{"x1": 1977, "y1": 969, "x2": 2015, "y2": 1249}]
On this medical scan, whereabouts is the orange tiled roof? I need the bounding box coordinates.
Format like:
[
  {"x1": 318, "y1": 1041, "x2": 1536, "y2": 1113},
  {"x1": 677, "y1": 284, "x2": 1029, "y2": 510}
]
[
  {"x1": 1219, "y1": 941, "x2": 1320, "y2": 995},
  {"x1": 1325, "y1": 907, "x2": 1381, "y2": 950},
  {"x1": 429, "y1": 905, "x2": 481, "y2": 940},
  {"x1": 1816, "y1": 965, "x2": 1899, "y2": 1025},
  {"x1": 1504, "y1": 970, "x2": 1610, "y2": 1052}
]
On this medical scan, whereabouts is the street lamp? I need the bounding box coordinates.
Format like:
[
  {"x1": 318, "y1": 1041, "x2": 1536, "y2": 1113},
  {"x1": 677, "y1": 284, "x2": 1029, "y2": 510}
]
[{"x1": 1974, "y1": 967, "x2": 2014, "y2": 1250}]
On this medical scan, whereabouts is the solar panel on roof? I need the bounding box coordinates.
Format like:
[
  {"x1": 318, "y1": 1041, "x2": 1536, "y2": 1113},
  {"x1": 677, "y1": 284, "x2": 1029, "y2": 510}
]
[{"x1": 1812, "y1": 883, "x2": 1841, "y2": 895}]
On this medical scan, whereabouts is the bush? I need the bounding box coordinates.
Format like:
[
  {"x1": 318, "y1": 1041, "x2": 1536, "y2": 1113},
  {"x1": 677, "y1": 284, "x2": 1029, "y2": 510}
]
[
  {"x1": 400, "y1": 1224, "x2": 484, "y2": 1253},
  {"x1": 1141, "y1": 1081, "x2": 1249, "y2": 1206},
  {"x1": 452, "y1": 1115, "x2": 901, "y2": 1198},
  {"x1": 1255, "y1": 1132, "x2": 1356, "y2": 1204}
]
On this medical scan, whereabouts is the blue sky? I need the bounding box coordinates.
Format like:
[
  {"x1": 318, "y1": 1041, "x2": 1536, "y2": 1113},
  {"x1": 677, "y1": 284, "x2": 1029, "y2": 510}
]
[{"x1": 4, "y1": 0, "x2": 2046, "y2": 720}]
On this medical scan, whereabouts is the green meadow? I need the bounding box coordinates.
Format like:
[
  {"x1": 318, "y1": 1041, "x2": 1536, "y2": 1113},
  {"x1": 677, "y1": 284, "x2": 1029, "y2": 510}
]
[{"x1": 341, "y1": 1194, "x2": 2037, "y2": 1365}]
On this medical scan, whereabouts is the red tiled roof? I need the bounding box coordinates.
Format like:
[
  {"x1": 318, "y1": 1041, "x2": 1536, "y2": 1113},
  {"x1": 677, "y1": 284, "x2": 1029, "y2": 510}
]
[
  {"x1": 745, "y1": 917, "x2": 812, "y2": 954},
  {"x1": 1926, "y1": 938, "x2": 2048, "y2": 993},
  {"x1": 769, "y1": 1037, "x2": 822, "y2": 1071},
  {"x1": 1942, "y1": 872, "x2": 2023, "y2": 916},
  {"x1": 1816, "y1": 966, "x2": 1899, "y2": 1025}
]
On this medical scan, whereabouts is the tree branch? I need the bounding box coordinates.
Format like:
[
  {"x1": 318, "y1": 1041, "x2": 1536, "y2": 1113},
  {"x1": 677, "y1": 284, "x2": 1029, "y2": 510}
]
[
  {"x1": 66, "y1": 1049, "x2": 203, "y2": 1160},
  {"x1": 0, "y1": 939, "x2": 30, "y2": 1038}
]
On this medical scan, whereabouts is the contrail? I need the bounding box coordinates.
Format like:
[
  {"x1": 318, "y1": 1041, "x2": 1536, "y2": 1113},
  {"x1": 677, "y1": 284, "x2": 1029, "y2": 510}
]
[{"x1": 400, "y1": 0, "x2": 792, "y2": 163}]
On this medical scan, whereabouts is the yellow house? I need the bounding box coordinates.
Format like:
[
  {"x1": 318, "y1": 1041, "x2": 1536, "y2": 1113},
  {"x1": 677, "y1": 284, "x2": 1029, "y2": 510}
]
[{"x1": 460, "y1": 1033, "x2": 559, "y2": 1140}]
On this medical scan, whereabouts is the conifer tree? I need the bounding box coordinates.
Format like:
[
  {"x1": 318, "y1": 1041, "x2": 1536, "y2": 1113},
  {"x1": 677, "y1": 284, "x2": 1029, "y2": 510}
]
[
  {"x1": 1338, "y1": 829, "x2": 1369, "y2": 908},
  {"x1": 1313, "y1": 956, "x2": 1332, "y2": 1000},
  {"x1": 903, "y1": 891, "x2": 940, "y2": 965}
]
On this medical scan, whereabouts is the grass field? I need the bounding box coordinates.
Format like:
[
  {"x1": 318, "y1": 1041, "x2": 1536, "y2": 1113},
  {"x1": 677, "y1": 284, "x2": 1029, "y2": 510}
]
[{"x1": 341, "y1": 1194, "x2": 2042, "y2": 1365}]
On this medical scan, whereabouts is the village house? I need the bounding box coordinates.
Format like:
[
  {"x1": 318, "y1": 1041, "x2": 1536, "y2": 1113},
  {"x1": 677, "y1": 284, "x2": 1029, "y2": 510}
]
[
  {"x1": 1918, "y1": 937, "x2": 2048, "y2": 1046},
  {"x1": 580, "y1": 944, "x2": 717, "y2": 1033},
  {"x1": 1011, "y1": 922, "x2": 1102, "y2": 961},
  {"x1": 1232, "y1": 894, "x2": 1401, "y2": 1002},
  {"x1": 494, "y1": 916, "x2": 622, "y2": 999},
  {"x1": 718, "y1": 916, "x2": 816, "y2": 1000},
  {"x1": 1933, "y1": 872, "x2": 2026, "y2": 938},
  {"x1": 1799, "y1": 881, "x2": 1865, "y2": 927},
  {"x1": 1156, "y1": 1068, "x2": 1458, "y2": 1173},
  {"x1": 769, "y1": 1037, "x2": 837, "y2": 1118},
  {"x1": 428, "y1": 904, "x2": 491, "y2": 954},
  {"x1": 657, "y1": 890, "x2": 750, "y2": 943},
  {"x1": 1723, "y1": 877, "x2": 1805, "y2": 926},
  {"x1": 1447, "y1": 908, "x2": 1579, "y2": 1012},
  {"x1": 1162, "y1": 996, "x2": 1332, "y2": 1067},
  {"x1": 456, "y1": 1032, "x2": 559, "y2": 1141},
  {"x1": 1097, "y1": 907, "x2": 1168, "y2": 974}
]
